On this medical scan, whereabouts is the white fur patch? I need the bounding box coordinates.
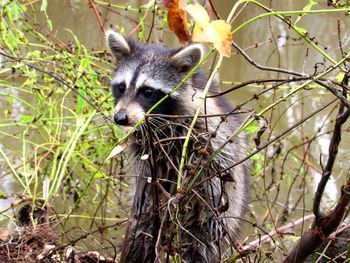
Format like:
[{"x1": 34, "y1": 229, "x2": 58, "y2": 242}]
[
  {"x1": 105, "y1": 29, "x2": 130, "y2": 54},
  {"x1": 114, "y1": 101, "x2": 123, "y2": 113},
  {"x1": 114, "y1": 100, "x2": 145, "y2": 125},
  {"x1": 135, "y1": 73, "x2": 179, "y2": 95},
  {"x1": 112, "y1": 68, "x2": 134, "y2": 89},
  {"x1": 171, "y1": 44, "x2": 204, "y2": 68},
  {"x1": 128, "y1": 101, "x2": 145, "y2": 123}
]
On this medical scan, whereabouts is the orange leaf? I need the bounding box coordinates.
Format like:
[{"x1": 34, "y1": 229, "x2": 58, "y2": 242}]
[
  {"x1": 186, "y1": 4, "x2": 232, "y2": 57},
  {"x1": 165, "y1": 0, "x2": 190, "y2": 43}
]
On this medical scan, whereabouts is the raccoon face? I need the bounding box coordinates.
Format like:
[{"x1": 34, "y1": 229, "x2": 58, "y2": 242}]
[{"x1": 106, "y1": 30, "x2": 204, "y2": 126}]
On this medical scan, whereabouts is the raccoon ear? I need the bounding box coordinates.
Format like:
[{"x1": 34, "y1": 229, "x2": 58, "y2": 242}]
[
  {"x1": 106, "y1": 30, "x2": 131, "y2": 61},
  {"x1": 170, "y1": 44, "x2": 204, "y2": 72}
]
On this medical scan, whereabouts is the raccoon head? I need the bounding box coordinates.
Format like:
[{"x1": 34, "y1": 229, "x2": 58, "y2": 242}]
[{"x1": 106, "y1": 30, "x2": 204, "y2": 126}]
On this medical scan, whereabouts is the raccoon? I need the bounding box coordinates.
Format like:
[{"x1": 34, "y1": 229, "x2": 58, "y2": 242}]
[{"x1": 106, "y1": 30, "x2": 250, "y2": 263}]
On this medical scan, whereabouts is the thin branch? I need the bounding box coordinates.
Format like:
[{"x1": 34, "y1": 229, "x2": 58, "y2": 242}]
[
  {"x1": 232, "y1": 41, "x2": 350, "y2": 109},
  {"x1": 208, "y1": 0, "x2": 221, "y2": 19},
  {"x1": 220, "y1": 98, "x2": 337, "y2": 173},
  {"x1": 0, "y1": 51, "x2": 113, "y2": 122},
  {"x1": 89, "y1": 0, "x2": 106, "y2": 34},
  {"x1": 284, "y1": 70, "x2": 350, "y2": 262},
  {"x1": 207, "y1": 78, "x2": 308, "y2": 98},
  {"x1": 242, "y1": 214, "x2": 315, "y2": 251}
]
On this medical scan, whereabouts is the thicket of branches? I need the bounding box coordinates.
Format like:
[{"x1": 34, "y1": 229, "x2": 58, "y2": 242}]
[{"x1": 0, "y1": 0, "x2": 350, "y2": 262}]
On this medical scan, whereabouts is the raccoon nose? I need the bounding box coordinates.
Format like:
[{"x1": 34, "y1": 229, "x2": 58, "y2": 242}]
[{"x1": 114, "y1": 113, "x2": 129, "y2": 126}]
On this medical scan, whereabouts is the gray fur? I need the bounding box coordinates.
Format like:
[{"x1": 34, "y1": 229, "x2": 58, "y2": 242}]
[{"x1": 107, "y1": 31, "x2": 250, "y2": 263}]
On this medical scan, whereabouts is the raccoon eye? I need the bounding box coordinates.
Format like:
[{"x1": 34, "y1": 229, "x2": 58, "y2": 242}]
[
  {"x1": 112, "y1": 82, "x2": 126, "y2": 95},
  {"x1": 141, "y1": 87, "x2": 153, "y2": 97},
  {"x1": 118, "y1": 83, "x2": 126, "y2": 93}
]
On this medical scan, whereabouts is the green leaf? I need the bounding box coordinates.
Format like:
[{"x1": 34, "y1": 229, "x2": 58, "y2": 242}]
[
  {"x1": 93, "y1": 172, "x2": 107, "y2": 179},
  {"x1": 76, "y1": 80, "x2": 87, "y2": 114},
  {"x1": 5, "y1": 31, "x2": 18, "y2": 48},
  {"x1": 28, "y1": 50, "x2": 41, "y2": 58},
  {"x1": 8, "y1": 97, "x2": 13, "y2": 105},
  {"x1": 0, "y1": 191, "x2": 8, "y2": 199},
  {"x1": 250, "y1": 153, "x2": 262, "y2": 161},
  {"x1": 294, "y1": 0, "x2": 318, "y2": 25},
  {"x1": 80, "y1": 58, "x2": 90, "y2": 70},
  {"x1": 245, "y1": 124, "x2": 260, "y2": 133},
  {"x1": 40, "y1": 0, "x2": 53, "y2": 30},
  {"x1": 254, "y1": 162, "x2": 262, "y2": 176},
  {"x1": 138, "y1": 13, "x2": 145, "y2": 40},
  {"x1": 22, "y1": 115, "x2": 32, "y2": 122},
  {"x1": 40, "y1": 0, "x2": 48, "y2": 11},
  {"x1": 47, "y1": 19, "x2": 53, "y2": 31},
  {"x1": 6, "y1": 2, "x2": 24, "y2": 23},
  {"x1": 303, "y1": 0, "x2": 318, "y2": 12},
  {"x1": 114, "y1": 126, "x2": 124, "y2": 138},
  {"x1": 160, "y1": 12, "x2": 168, "y2": 29}
]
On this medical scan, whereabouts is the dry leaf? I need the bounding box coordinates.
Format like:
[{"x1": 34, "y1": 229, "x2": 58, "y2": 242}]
[
  {"x1": 164, "y1": 0, "x2": 190, "y2": 43},
  {"x1": 36, "y1": 245, "x2": 56, "y2": 260},
  {"x1": 42, "y1": 176, "x2": 50, "y2": 200},
  {"x1": 141, "y1": 154, "x2": 149, "y2": 160},
  {"x1": 186, "y1": 4, "x2": 232, "y2": 57},
  {"x1": 107, "y1": 143, "x2": 127, "y2": 160},
  {"x1": 0, "y1": 221, "x2": 12, "y2": 241}
]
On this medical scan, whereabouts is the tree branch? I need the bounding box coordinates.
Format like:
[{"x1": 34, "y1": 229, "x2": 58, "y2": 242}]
[
  {"x1": 284, "y1": 70, "x2": 350, "y2": 262},
  {"x1": 284, "y1": 180, "x2": 350, "y2": 262}
]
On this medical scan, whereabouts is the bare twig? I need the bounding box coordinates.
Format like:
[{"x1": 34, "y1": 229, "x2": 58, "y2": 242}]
[
  {"x1": 208, "y1": 0, "x2": 221, "y2": 19},
  {"x1": 221, "y1": 98, "x2": 337, "y2": 173},
  {"x1": 207, "y1": 78, "x2": 308, "y2": 98},
  {"x1": 284, "y1": 70, "x2": 350, "y2": 263},
  {"x1": 89, "y1": 0, "x2": 106, "y2": 34},
  {"x1": 0, "y1": 51, "x2": 114, "y2": 123},
  {"x1": 232, "y1": 41, "x2": 350, "y2": 109},
  {"x1": 243, "y1": 214, "x2": 315, "y2": 251}
]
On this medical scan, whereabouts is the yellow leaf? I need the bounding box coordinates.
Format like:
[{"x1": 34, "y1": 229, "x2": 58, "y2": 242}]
[
  {"x1": 335, "y1": 72, "x2": 345, "y2": 83},
  {"x1": 3, "y1": 109, "x2": 9, "y2": 118},
  {"x1": 186, "y1": 4, "x2": 232, "y2": 57},
  {"x1": 210, "y1": 20, "x2": 232, "y2": 57},
  {"x1": 185, "y1": 3, "x2": 209, "y2": 26}
]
